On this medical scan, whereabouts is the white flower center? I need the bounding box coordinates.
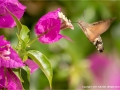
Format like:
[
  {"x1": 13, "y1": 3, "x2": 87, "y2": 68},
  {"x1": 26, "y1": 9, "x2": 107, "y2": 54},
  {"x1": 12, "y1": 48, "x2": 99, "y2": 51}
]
[{"x1": 58, "y1": 12, "x2": 74, "y2": 30}]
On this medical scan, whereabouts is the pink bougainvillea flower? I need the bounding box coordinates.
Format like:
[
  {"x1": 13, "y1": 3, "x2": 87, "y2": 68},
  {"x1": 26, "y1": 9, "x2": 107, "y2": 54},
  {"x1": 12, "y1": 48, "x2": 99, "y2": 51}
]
[
  {"x1": 88, "y1": 53, "x2": 120, "y2": 89},
  {"x1": 88, "y1": 53, "x2": 109, "y2": 81},
  {"x1": 0, "y1": 35, "x2": 24, "y2": 68},
  {"x1": 24, "y1": 59, "x2": 39, "y2": 74},
  {"x1": 105, "y1": 60, "x2": 120, "y2": 87},
  {"x1": 0, "y1": 67, "x2": 23, "y2": 90},
  {"x1": 35, "y1": 8, "x2": 74, "y2": 44},
  {"x1": 0, "y1": 0, "x2": 26, "y2": 28}
]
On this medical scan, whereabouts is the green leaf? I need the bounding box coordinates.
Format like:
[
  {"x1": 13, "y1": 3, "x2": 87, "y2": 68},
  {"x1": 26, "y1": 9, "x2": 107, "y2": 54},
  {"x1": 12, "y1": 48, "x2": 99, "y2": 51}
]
[
  {"x1": 27, "y1": 50, "x2": 53, "y2": 89},
  {"x1": 18, "y1": 49, "x2": 27, "y2": 60},
  {"x1": 12, "y1": 68, "x2": 24, "y2": 82},
  {"x1": 5, "y1": 7, "x2": 22, "y2": 32},
  {"x1": 16, "y1": 25, "x2": 30, "y2": 50},
  {"x1": 16, "y1": 33, "x2": 26, "y2": 49},
  {"x1": 22, "y1": 66, "x2": 30, "y2": 82},
  {"x1": 21, "y1": 66, "x2": 30, "y2": 90},
  {"x1": 23, "y1": 55, "x2": 28, "y2": 62},
  {"x1": 6, "y1": 7, "x2": 30, "y2": 46},
  {"x1": 20, "y1": 25, "x2": 30, "y2": 44}
]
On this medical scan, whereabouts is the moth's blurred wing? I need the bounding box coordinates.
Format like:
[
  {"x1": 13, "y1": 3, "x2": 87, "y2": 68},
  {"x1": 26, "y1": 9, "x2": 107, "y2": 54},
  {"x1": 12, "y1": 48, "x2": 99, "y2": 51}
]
[
  {"x1": 88, "y1": 18, "x2": 116, "y2": 41},
  {"x1": 78, "y1": 21, "x2": 93, "y2": 41},
  {"x1": 78, "y1": 21, "x2": 99, "y2": 42}
]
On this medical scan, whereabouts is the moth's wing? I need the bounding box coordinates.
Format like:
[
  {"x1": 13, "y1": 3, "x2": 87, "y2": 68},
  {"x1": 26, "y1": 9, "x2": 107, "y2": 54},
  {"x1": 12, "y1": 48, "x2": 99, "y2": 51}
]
[
  {"x1": 88, "y1": 18, "x2": 116, "y2": 41},
  {"x1": 78, "y1": 21, "x2": 93, "y2": 41},
  {"x1": 78, "y1": 21, "x2": 104, "y2": 52}
]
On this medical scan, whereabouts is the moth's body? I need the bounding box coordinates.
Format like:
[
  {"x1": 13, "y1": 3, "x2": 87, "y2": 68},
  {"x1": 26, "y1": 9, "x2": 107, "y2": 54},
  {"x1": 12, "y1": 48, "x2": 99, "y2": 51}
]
[
  {"x1": 93, "y1": 36, "x2": 104, "y2": 52},
  {"x1": 78, "y1": 18, "x2": 116, "y2": 52}
]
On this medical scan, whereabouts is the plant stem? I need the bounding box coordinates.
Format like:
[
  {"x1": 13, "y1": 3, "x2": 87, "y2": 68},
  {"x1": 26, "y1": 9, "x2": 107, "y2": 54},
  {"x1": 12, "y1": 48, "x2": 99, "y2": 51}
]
[{"x1": 26, "y1": 31, "x2": 48, "y2": 47}]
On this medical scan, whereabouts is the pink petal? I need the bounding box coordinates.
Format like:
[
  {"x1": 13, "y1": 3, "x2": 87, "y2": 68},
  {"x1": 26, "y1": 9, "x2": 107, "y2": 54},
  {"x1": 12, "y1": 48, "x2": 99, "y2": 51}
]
[
  {"x1": 62, "y1": 35, "x2": 74, "y2": 43},
  {"x1": 105, "y1": 61, "x2": 120, "y2": 86},
  {"x1": 0, "y1": 0, "x2": 26, "y2": 28},
  {"x1": 35, "y1": 8, "x2": 60, "y2": 34},
  {"x1": 0, "y1": 48, "x2": 24, "y2": 68},
  {"x1": 0, "y1": 67, "x2": 5, "y2": 88},
  {"x1": 24, "y1": 59, "x2": 39, "y2": 73},
  {"x1": 0, "y1": 35, "x2": 24, "y2": 68},
  {"x1": 0, "y1": 67, "x2": 23, "y2": 90},
  {"x1": 38, "y1": 20, "x2": 62, "y2": 44},
  {"x1": 0, "y1": 35, "x2": 10, "y2": 46},
  {"x1": 35, "y1": 8, "x2": 64, "y2": 44},
  {"x1": 88, "y1": 53, "x2": 110, "y2": 83}
]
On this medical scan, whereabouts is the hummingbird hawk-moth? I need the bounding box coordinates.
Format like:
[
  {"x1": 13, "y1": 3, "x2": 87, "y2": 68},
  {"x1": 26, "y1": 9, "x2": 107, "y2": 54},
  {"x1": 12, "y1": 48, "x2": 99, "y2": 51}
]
[{"x1": 78, "y1": 17, "x2": 116, "y2": 52}]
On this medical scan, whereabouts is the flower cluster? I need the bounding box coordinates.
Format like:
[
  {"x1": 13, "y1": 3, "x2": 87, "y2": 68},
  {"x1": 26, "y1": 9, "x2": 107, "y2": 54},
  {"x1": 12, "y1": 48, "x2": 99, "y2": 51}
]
[
  {"x1": 0, "y1": 0, "x2": 26, "y2": 89},
  {"x1": 0, "y1": 0, "x2": 39, "y2": 89},
  {"x1": 35, "y1": 8, "x2": 74, "y2": 44}
]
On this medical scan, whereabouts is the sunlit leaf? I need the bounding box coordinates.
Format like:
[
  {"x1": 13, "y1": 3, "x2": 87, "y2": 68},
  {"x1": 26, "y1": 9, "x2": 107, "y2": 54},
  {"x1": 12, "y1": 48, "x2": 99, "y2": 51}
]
[
  {"x1": 16, "y1": 25, "x2": 30, "y2": 50},
  {"x1": 27, "y1": 50, "x2": 53, "y2": 89},
  {"x1": 20, "y1": 25, "x2": 30, "y2": 44},
  {"x1": 23, "y1": 55, "x2": 28, "y2": 62},
  {"x1": 16, "y1": 33, "x2": 26, "y2": 49}
]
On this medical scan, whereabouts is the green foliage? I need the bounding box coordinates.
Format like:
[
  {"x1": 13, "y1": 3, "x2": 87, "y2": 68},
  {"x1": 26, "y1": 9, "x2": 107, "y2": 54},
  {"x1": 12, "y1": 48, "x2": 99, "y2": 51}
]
[
  {"x1": 21, "y1": 66, "x2": 30, "y2": 90},
  {"x1": 6, "y1": 8, "x2": 53, "y2": 89},
  {"x1": 20, "y1": 25, "x2": 30, "y2": 45},
  {"x1": 27, "y1": 50, "x2": 53, "y2": 89}
]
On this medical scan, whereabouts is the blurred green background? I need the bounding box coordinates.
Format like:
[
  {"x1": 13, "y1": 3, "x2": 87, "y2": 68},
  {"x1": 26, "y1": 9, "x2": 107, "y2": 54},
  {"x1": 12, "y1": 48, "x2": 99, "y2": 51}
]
[{"x1": 1, "y1": 0, "x2": 120, "y2": 90}]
